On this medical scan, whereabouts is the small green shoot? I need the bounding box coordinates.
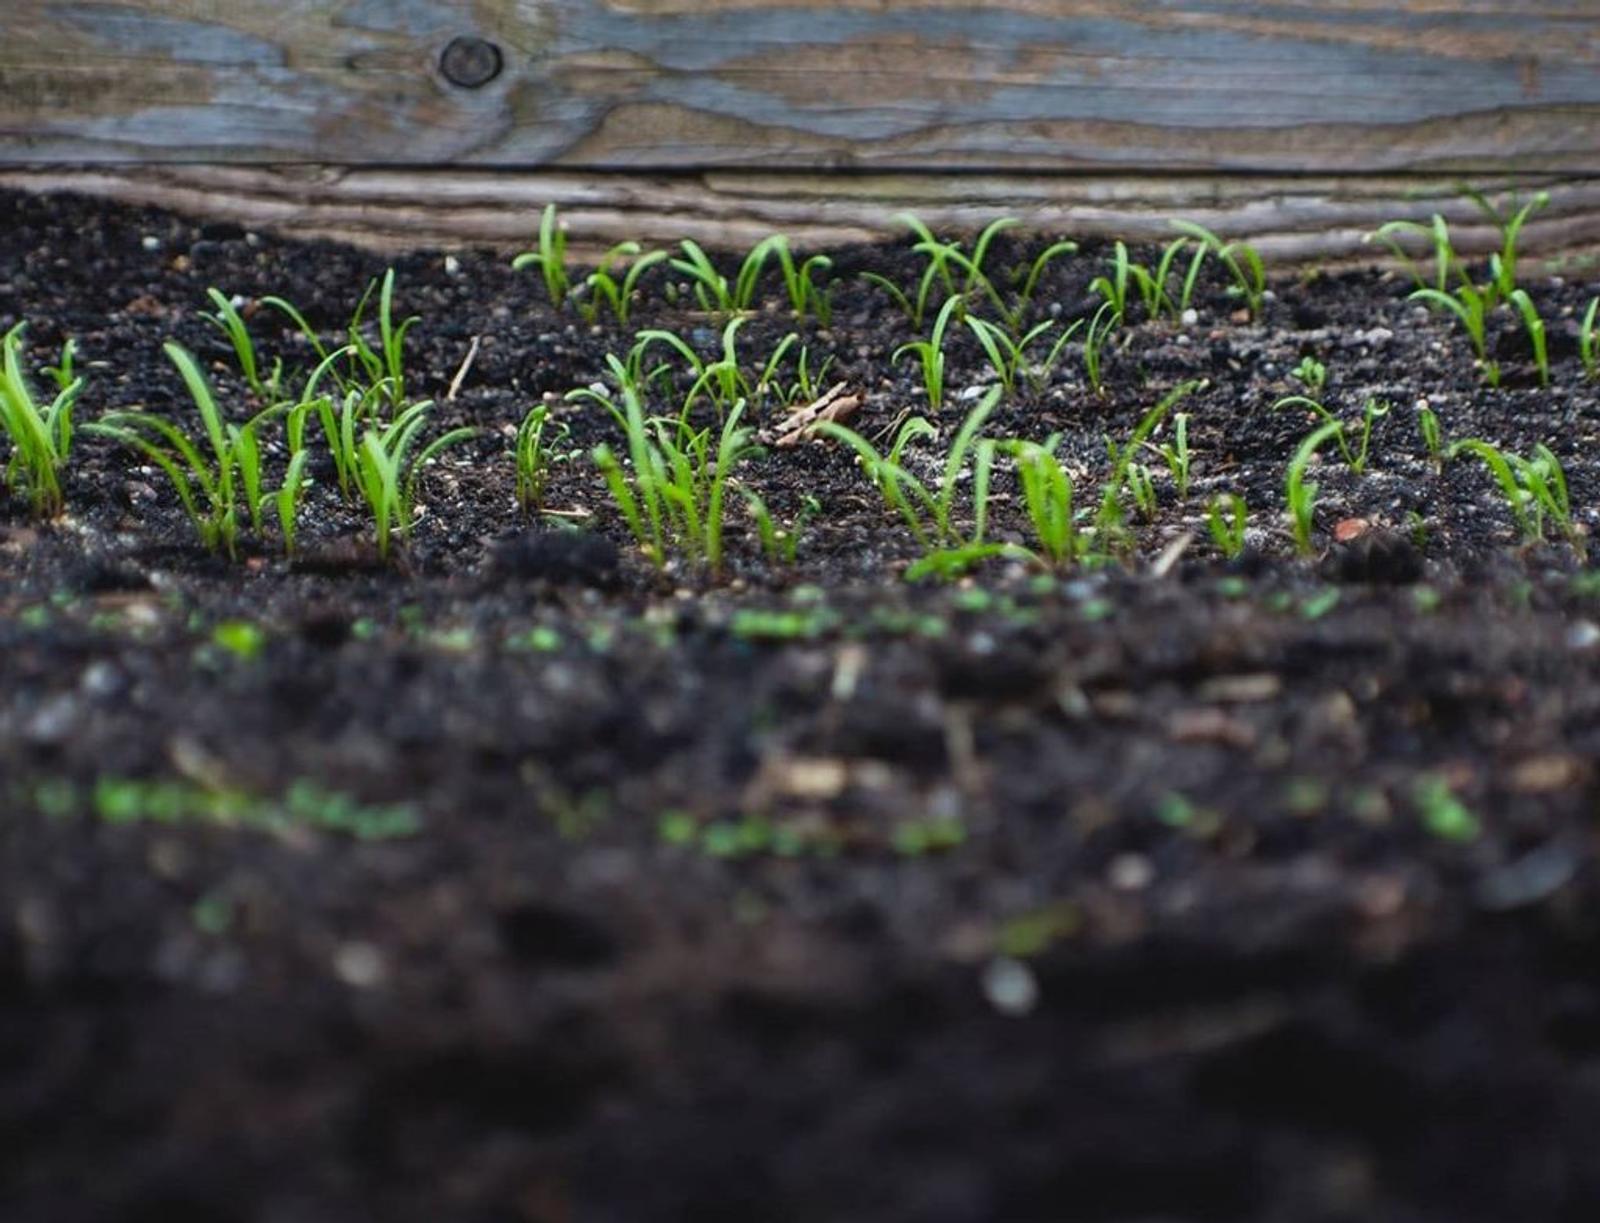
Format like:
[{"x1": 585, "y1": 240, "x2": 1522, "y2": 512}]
[
  {"x1": 512, "y1": 203, "x2": 571, "y2": 309},
  {"x1": 1285, "y1": 419, "x2": 1344, "y2": 556},
  {"x1": 1448, "y1": 438, "x2": 1583, "y2": 557},
  {"x1": 1418, "y1": 405, "x2": 1444, "y2": 470},
  {"x1": 352, "y1": 400, "x2": 477, "y2": 561},
  {"x1": 203, "y1": 289, "x2": 283, "y2": 402},
  {"x1": 1131, "y1": 236, "x2": 1206, "y2": 322},
  {"x1": 1464, "y1": 185, "x2": 1549, "y2": 300},
  {"x1": 1366, "y1": 214, "x2": 1457, "y2": 294},
  {"x1": 1290, "y1": 356, "x2": 1327, "y2": 394},
  {"x1": 1206, "y1": 493, "x2": 1247, "y2": 559},
  {"x1": 1581, "y1": 298, "x2": 1598, "y2": 381},
  {"x1": 1082, "y1": 301, "x2": 1119, "y2": 396},
  {"x1": 89, "y1": 343, "x2": 285, "y2": 556},
  {"x1": 670, "y1": 238, "x2": 773, "y2": 316},
  {"x1": 816, "y1": 389, "x2": 1000, "y2": 556},
  {"x1": 1090, "y1": 241, "x2": 1131, "y2": 322},
  {"x1": 895, "y1": 295, "x2": 961, "y2": 411},
  {"x1": 577, "y1": 242, "x2": 667, "y2": 327},
  {"x1": 769, "y1": 236, "x2": 834, "y2": 324},
  {"x1": 1148, "y1": 411, "x2": 1191, "y2": 500},
  {"x1": 1413, "y1": 774, "x2": 1480, "y2": 841},
  {"x1": 744, "y1": 491, "x2": 819, "y2": 566},
  {"x1": 346, "y1": 269, "x2": 417, "y2": 410},
  {"x1": 514, "y1": 404, "x2": 573, "y2": 513},
  {"x1": 1507, "y1": 289, "x2": 1550, "y2": 387},
  {"x1": 1003, "y1": 435, "x2": 1082, "y2": 569},
  {"x1": 1170, "y1": 220, "x2": 1266, "y2": 319},
  {"x1": 965, "y1": 316, "x2": 1056, "y2": 397},
  {"x1": 1095, "y1": 381, "x2": 1200, "y2": 549},
  {"x1": 0, "y1": 323, "x2": 81, "y2": 516},
  {"x1": 1272, "y1": 394, "x2": 1389, "y2": 475},
  {"x1": 1410, "y1": 280, "x2": 1499, "y2": 387},
  {"x1": 592, "y1": 389, "x2": 760, "y2": 574},
  {"x1": 269, "y1": 404, "x2": 311, "y2": 556}
]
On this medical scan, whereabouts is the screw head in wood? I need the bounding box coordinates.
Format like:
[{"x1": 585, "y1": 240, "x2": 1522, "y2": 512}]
[{"x1": 440, "y1": 37, "x2": 503, "y2": 89}]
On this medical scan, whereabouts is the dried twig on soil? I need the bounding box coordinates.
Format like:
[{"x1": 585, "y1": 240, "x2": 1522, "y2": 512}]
[{"x1": 758, "y1": 382, "x2": 860, "y2": 448}]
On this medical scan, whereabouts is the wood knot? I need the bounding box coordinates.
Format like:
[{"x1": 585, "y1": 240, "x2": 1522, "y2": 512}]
[{"x1": 440, "y1": 36, "x2": 503, "y2": 89}]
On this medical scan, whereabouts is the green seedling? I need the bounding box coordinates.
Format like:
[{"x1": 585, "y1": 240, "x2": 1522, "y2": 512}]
[
  {"x1": 1290, "y1": 355, "x2": 1327, "y2": 393},
  {"x1": 1125, "y1": 461, "x2": 1158, "y2": 520},
  {"x1": 1082, "y1": 300, "x2": 1119, "y2": 396},
  {"x1": 1028, "y1": 317, "x2": 1088, "y2": 388},
  {"x1": 1418, "y1": 405, "x2": 1444, "y2": 470},
  {"x1": 1413, "y1": 774, "x2": 1480, "y2": 841},
  {"x1": 1410, "y1": 279, "x2": 1499, "y2": 386},
  {"x1": 578, "y1": 241, "x2": 667, "y2": 327},
  {"x1": 1367, "y1": 213, "x2": 1457, "y2": 294},
  {"x1": 1090, "y1": 241, "x2": 1132, "y2": 322},
  {"x1": 816, "y1": 389, "x2": 999, "y2": 556},
  {"x1": 1097, "y1": 236, "x2": 1205, "y2": 323},
  {"x1": 268, "y1": 403, "x2": 312, "y2": 556},
  {"x1": 895, "y1": 295, "x2": 961, "y2": 411},
  {"x1": 211, "y1": 619, "x2": 266, "y2": 662},
  {"x1": 89, "y1": 343, "x2": 285, "y2": 556},
  {"x1": 1002, "y1": 435, "x2": 1083, "y2": 569},
  {"x1": 965, "y1": 315, "x2": 1055, "y2": 396},
  {"x1": 632, "y1": 320, "x2": 797, "y2": 415},
  {"x1": 922, "y1": 215, "x2": 1017, "y2": 316},
  {"x1": 670, "y1": 237, "x2": 773, "y2": 315},
  {"x1": 0, "y1": 323, "x2": 81, "y2": 516},
  {"x1": 1272, "y1": 394, "x2": 1389, "y2": 475},
  {"x1": 1011, "y1": 239, "x2": 1079, "y2": 323},
  {"x1": 1582, "y1": 298, "x2": 1598, "y2": 381},
  {"x1": 1206, "y1": 492, "x2": 1248, "y2": 559},
  {"x1": 769, "y1": 236, "x2": 834, "y2": 324},
  {"x1": 1171, "y1": 219, "x2": 1266, "y2": 318},
  {"x1": 1448, "y1": 438, "x2": 1583, "y2": 557},
  {"x1": 1284, "y1": 419, "x2": 1344, "y2": 556},
  {"x1": 203, "y1": 289, "x2": 283, "y2": 402},
  {"x1": 780, "y1": 347, "x2": 836, "y2": 407},
  {"x1": 346, "y1": 268, "x2": 417, "y2": 410},
  {"x1": 1463, "y1": 185, "x2": 1549, "y2": 300},
  {"x1": 744, "y1": 490, "x2": 821, "y2": 566},
  {"x1": 592, "y1": 386, "x2": 760, "y2": 574},
  {"x1": 1147, "y1": 411, "x2": 1191, "y2": 499},
  {"x1": 866, "y1": 215, "x2": 1026, "y2": 330},
  {"x1": 1095, "y1": 381, "x2": 1201, "y2": 549},
  {"x1": 42, "y1": 338, "x2": 76, "y2": 393},
  {"x1": 352, "y1": 400, "x2": 476, "y2": 561},
  {"x1": 512, "y1": 203, "x2": 571, "y2": 309},
  {"x1": 1129, "y1": 236, "x2": 1207, "y2": 322},
  {"x1": 1507, "y1": 289, "x2": 1550, "y2": 387},
  {"x1": 513, "y1": 404, "x2": 573, "y2": 512},
  {"x1": 310, "y1": 374, "x2": 395, "y2": 504}
]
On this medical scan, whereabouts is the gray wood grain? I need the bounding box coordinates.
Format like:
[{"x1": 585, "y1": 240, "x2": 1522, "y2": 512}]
[
  {"x1": 2, "y1": 1, "x2": 1598, "y2": 171},
  {"x1": 7, "y1": 166, "x2": 1598, "y2": 263}
]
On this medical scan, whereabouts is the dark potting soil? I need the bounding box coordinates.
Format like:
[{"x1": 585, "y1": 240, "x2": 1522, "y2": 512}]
[{"x1": 5, "y1": 189, "x2": 1600, "y2": 1221}]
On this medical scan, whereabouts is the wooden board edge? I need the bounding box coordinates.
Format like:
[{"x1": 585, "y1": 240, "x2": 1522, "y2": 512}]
[{"x1": 4, "y1": 166, "x2": 1600, "y2": 266}]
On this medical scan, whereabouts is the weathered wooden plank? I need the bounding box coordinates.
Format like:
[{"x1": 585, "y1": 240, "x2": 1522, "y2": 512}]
[
  {"x1": 5, "y1": 166, "x2": 1598, "y2": 263},
  {"x1": 1, "y1": 2, "x2": 1598, "y2": 172}
]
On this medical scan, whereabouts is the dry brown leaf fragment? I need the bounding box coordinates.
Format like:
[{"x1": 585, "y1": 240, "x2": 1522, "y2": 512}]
[{"x1": 759, "y1": 382, "x2": 860, "y2": 447}]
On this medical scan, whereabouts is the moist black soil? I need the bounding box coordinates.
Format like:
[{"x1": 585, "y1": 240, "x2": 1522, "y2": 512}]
[{"x1": 6, "y1": 190, "x2": 1600, "y2": 1222}]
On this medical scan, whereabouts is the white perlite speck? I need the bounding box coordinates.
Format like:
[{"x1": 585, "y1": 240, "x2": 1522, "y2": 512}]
[{"x1": 981, "y1": 957, "x2": 1039, "y2": 1017}]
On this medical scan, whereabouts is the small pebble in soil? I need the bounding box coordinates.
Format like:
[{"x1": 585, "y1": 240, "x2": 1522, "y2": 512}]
[
  {"x1": 1108, "y1": 853, "x2": 1155, "y2": 891},
  {"x1": 1566, "y1": 620, "x2": 1600, "y2": 650},
  {"x1": 334, "y1": 942, "x2": 387, "y2": 989},
  {"x1": 981, "y1": 956, "x2": 1039, "y2": 1017}
]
